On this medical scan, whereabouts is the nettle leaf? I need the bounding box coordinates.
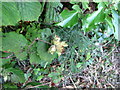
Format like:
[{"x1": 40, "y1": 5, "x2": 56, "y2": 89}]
[
  {"x1": 5, "y1": 68, "x2": 25, "y2": 83},
  {"x1": 57, "y1": 10, "x2": 78, "y2": 27},
  {"x1": 37, "y1": 41, "x2": 56, "y2": 63},
  {"x1": 2, "y1": 32, "x2": 28, "y2": 53},
  {"x1": 44, "y1": 2, "x2": 63, "y2": 23},
  {"x1": 2, "y1": 2, "x2": 43, "y2": 25},
  {"x1": 112, "y1": 10, "x2": 120, "y2": 41}
]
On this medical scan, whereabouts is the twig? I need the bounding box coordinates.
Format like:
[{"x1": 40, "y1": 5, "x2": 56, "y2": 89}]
[
  {"x1": 69, "y1": 72, "x2": 77, "y2": 89},
  {"x1": 25, "y1": 82, "x2": 50, "y2": 89},
  {"x1": 102, "y1": 37, "x2": 114, "y2": 47},
  {"x1": 37, "y1": 38, "x2": 52, "y2": 45},
  {"x1": 1, "y1": 53, "x2": 14, "y2": 59},
  {"x1": 105, "y1": 46, "x2": 117, "y2": 57},
  {"x1": 28, "y1": 38, "x2": 52, "y2": 48},
  {"x1": 69, "y1": 76, "x2": 77, "y2": 89},
  {"x1": 106, "y1": 81, "x2": 115, "y2": 88},
  {"x1": 28, "y1": 38, "x2": 38, "y2": 48}
]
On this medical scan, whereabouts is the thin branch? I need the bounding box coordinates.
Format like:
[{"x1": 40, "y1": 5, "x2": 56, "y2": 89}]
[
  {"x1": 69, "y1": 72, "x2": 77, "y2": 89},
  {"x1": 28, "y1": 38, "x2": 52, "y2": 48},
  {"x1": 1, "y1": 53, "x2": 14, "y2": 59},
  {"x1": 102, "y1": 37, "x2": 114, "y2": 47},
  {"x1": 37, "y1": 38, "x2": 52, "y2": 45},
  {"x1": 25, "y1": 82, "x2": 50, "y2": 89},
  {"x1": 69, "y1": 76, "x2": 77, "y2": 89},
  {"x1": 28, "y1": 38, "x2": 38, "y2": 48},
  {"x1": 106, "y1": 81, "x2": 115, "y2": 88}
]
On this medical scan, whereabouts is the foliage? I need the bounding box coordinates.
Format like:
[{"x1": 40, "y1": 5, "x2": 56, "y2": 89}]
[
  {"x1": 0, "y1": 1, "x2": 120, "y2": 89},
  {"x1": 44, "y1": 2, "x2": 63, "y2": 23},
  {"x1": 1, "y1": 2, "x2": 44, "y2": 25},
  {"x1": 57, "y1": 10, "x2": 79, "y2": 27}
]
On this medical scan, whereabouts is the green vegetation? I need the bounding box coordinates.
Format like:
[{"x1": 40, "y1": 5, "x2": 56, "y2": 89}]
[{"x1": 0, "y1": 1, "x2": 120, "y2": 89}]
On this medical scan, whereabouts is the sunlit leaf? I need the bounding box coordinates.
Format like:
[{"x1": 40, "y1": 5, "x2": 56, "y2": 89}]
[
  {"x1": 82, "y1": 3, "x2": 105, "y2": 31},
  {"x1": 112, "y1": 10, "x2": 120, "y2": 40},
  {"x1": 57, "y1": 10, "x2": 78, "y2": 27},
  {"x1": 86, "y1": 52, "x2": 91, "y2": 60}
]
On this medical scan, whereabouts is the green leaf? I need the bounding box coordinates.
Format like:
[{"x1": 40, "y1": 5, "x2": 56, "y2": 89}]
[
  {"x1": 16, "y1": 2, "x2": 43, "y2": 21},
  {"x1": 97, "y1": 2, "x2": 106, "y2": 9},
  {"x1": 0, "y1": 52, "x2": 12, "y2": 67},
  {"x1": 0, "y1": 31, "x2": 2, "y2": 51},
  {"x1": 0, "y1": 31, "x2": 3, "y2": 51},
  {"x1": 30, "y1": 53, "x2": 41, "y2": 64},
  {"x1": 3, "y1": 82, "x2": 18, "y2": 88},
  {"x1": 41, "y1": 28, "x2": 52, "y2": 40},
  {"x1": 87, "y1": 7, "x2": 104, "y2": 25},
  {"x1": 36, "y1": 75, "x2": 44, "y2": 81},
  {"x1": 82, "y1": 2, "x2": 89, "y2": 10},
  {"x1": 48, "y1": 72, "x2": 62, "y2": 83},
  {"x1": 25, "y1": 25, "x2": 41, "y2": 41},
  {"x1": 70, "y1": 59, "x2": 77, "y2": 73},
  {"x1": 72, "y1": 5, "x2": 81, "y2": 12},
  {"x1": 112, "y1": 10, "x2": 120, "y2": 40},
  {"x1": 48, "y1": 72, "x2": 61, "y2": 78},
  {"x1": 53, "y1": 76, "x2": 62, "y2": 83},
  {"x1": 105, "y1": 16, "x2": 114, "y2": 30},
  {"x1": 76, "y1": 62, "x2": 82, "y2": 68},
  {"x1": 118, "y1": 2, "x2": 120, "y2": 11},
  {"x1": 2, "y1": 2, "x2": 43, "y2": 25},
  {"x1": 24, "y1": 73, "x2": 31, "y2": 81},
  {"x1": 1, "y1": 2, "x2": 20, "y2": 26},
  {"x1": 37, "y1": 41, "x2": 56, "y2": 63},
  {"x1": 83, "y1": 5, "x2": 105, "y2": 31},
  {"x1": 14, "y1": 51, "x2": 27, "y2": 60},
  {"x1": 2, "y1": 32, "x2": 28, "y2": 52},
  {"x1": 57, "y1": 10, "x2": 78, "y2": 27},
  {"x1": 6, "y1": 68, "x2": 25, "y2": 83},
  {"x1": 86, "y1": 52, "x2": 91, "y2": 60},
  {"x1": 44, "y1": 2, "x2": 63, "y2": 23},
  {"x1": 70, "y1": 1, "x2": 79, "y2": 4}
]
